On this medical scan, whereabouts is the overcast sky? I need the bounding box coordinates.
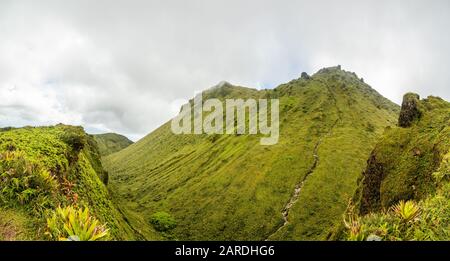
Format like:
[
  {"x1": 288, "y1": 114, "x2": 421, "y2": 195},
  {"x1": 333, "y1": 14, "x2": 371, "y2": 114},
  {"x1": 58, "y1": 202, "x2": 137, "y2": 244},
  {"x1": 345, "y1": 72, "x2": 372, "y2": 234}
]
[{"x1": 0, "y1": 0, "x2": 449, "y2": 140}]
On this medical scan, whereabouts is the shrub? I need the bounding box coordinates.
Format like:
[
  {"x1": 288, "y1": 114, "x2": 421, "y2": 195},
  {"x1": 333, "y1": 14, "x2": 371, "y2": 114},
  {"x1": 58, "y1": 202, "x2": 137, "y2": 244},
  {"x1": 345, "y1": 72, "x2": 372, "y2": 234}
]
[
  {"x1": 0, "y1": 151, "x2": 58, "y2": 213},
  {"x1": 46, "y1": 205, "x2": 109, "y2": 241},
  {"x1": 59, "y1": 127, "x2": 87, "y2": 153},
  {"x1": 150, "y1": 211, "x2": 177, "y2": 232}
]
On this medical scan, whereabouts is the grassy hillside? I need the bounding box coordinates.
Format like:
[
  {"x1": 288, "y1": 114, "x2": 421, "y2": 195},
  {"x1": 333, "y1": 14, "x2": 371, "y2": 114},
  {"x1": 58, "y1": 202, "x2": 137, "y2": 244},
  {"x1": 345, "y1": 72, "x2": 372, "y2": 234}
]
[
  {"x1": 93, "y1": 133, "x2": 133, "y2": 157},
  {"x1": 104, "y1": 66, "x2": 400, "y2": 240},
  {"x1": 339, "y1": 94, "x2": 450, "y2": 240},
  {"x1": 0, "y1": 125, "x2": 137, "y2": 240}
]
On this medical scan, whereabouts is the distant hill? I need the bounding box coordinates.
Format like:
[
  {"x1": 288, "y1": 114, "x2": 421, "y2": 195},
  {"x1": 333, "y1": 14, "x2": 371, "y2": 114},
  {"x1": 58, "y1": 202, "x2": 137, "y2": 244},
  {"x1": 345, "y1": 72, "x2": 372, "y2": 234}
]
[
  {"x1": 0, "y1": 125, "x2": 138, "y2": 240},
  {"x1": 337, "y1": 93, "x2": 450, "y2": 240},
  {"x1": 93, "y1": 133, "x2": 133, "y2": 157},
  {"x1": 104, "y1": 66, "x2": 400, "y2": 240}
]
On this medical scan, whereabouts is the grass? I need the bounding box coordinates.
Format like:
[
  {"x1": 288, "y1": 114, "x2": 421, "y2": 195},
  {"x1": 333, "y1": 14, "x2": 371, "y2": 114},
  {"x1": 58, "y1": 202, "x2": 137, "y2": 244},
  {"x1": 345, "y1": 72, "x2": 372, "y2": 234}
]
[
  {"x1": 104, "y1": 67, "x2": 400, "y2": 240},
  {"x1": 0, "y1": 125, "x2": 137, "y2": 240},
  {"x1": 338, "y1": 95, "x2": 450, "y2": 241},
  {"x1": 0, "y1": 207, "x2": 35, "y2": 240},
  {"x1": 358, "y1": 96, "x2": 450, "y2": 214},
  {"x1": 2, "y1": 67, "x2": 446, "y2": 241}
]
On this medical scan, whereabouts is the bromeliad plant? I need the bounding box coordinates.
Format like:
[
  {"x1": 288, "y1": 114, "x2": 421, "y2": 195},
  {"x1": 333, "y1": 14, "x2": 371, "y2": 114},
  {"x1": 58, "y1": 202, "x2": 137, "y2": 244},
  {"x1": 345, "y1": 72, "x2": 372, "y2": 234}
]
[
  {"x1": 46, "y1": 205, "x2": 109, "y2": 241},
  {"x1": 391, "y1": 200, "x2": 421, "y2": 223}
]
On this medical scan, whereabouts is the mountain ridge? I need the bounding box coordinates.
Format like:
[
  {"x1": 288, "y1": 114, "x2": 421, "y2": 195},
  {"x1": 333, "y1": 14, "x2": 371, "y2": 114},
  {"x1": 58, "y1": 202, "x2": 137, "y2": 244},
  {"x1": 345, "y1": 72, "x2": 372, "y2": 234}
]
[
  {"x1": 0, "y1": 125, "x2": 137, "y2": 240},
  {"x1": 104, "y1": 66, "x2": 400, "y2": 240},
  {"x1": 2, "y1": 66, "x2": 449, "y2": 241}
]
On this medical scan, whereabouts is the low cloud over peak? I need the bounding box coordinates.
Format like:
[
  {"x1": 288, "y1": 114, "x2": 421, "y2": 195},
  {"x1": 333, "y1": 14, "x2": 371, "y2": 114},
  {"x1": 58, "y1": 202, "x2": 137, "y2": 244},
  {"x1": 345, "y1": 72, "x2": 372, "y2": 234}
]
[{"x1": 1, "y1": 0, "x2": 449, "y2": 141}]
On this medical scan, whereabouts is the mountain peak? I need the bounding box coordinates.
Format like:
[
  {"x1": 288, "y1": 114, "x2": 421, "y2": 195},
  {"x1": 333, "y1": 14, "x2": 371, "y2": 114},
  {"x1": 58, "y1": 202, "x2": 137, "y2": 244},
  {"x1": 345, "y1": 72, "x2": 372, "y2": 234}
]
[
  {"x1": 212, "y1": 80, "x2": 233, "y2": 89},
  {"x1": 316, "y1": 65, "x2": 342, "y2": 74}
]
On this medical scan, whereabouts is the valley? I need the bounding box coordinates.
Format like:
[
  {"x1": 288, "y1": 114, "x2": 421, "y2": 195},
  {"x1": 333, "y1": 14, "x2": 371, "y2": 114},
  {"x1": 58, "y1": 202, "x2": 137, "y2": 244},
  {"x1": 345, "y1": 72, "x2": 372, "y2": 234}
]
[
  {"x1": 103, "y1": 66, "x2": 400, "y2": 240},
  {"x1": 1, "y1": 66, "x2": 448, "y2": 241}
]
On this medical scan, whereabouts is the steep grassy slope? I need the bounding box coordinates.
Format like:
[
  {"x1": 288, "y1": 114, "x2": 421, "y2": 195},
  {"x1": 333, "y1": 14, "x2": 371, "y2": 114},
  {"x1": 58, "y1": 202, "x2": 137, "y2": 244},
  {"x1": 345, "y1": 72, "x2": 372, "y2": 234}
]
[
  {"x1": 339, "y1": 94, "x2": 450, "y2": 240},
  {"x1": 93, "y1": 133, "x2": 133, "y2": 157},
  {"x1": 104, "y1": 67, "x2": 399, "y2": 240},
  {"x1": 0, "y1": 125, "x2": 136, "y2": 240}
]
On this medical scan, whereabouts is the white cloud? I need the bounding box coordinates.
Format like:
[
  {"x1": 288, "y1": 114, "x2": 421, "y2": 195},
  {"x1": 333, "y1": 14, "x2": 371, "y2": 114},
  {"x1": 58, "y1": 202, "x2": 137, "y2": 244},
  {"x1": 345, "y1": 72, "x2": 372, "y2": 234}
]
[{"x1": 0, "y1": 0, "x2": 449, "y2": 140}]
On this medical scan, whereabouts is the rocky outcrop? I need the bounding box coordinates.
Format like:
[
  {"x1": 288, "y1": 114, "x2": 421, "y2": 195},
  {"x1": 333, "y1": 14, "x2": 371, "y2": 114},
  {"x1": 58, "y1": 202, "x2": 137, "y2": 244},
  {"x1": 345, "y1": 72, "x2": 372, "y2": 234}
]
[
  {"x1": 358, "y1": 95, "x2": 449, "y2": 216},
  {"x1": 301, "y1": 72, "x2": 310, "y2": 80},
  {"x1": 317, "y1": 65, "x2": 342, "y2": 74},
  {"x1": 398, "y1": 93, "x2": 422, "y2": 127},
  {"x1": 359, "y1": 152, "x2": 385, "y2": 215}
]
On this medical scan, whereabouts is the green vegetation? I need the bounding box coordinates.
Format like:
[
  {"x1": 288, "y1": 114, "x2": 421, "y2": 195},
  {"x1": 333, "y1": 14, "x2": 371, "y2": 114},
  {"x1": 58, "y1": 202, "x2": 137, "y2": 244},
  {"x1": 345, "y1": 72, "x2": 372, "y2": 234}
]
[
  {"x1": 3, "y1": 67, "x2": 447, "y2": 241},
  {"x1": 357, "y1": 95, "x2": 450, "y2": 213},
  {"x1": 150, "y1": 211, "x2": 177, "y2": 232},
  {"x1": 93, "y1": 133, "x2": 133, "y2": 157},
  {"x1": 0, "y1": 207, "x2": 34, "y2": 240},
  {"x1": 104, "y1": 67, "x2": 400, "y2": 240},
  {"x1": 0, "y1": 125, "x2": 136, "y2": 240},
  {"x1": 339, "y1": 94, "x2": 450, "y2": 241},
  {"x1": 46, "y1": 205, "x2": 109, "y2": 241},
  {"x1": 341, "y1": 189, "x2": 450, "y2": 241},
  {"x1": 0, "y1": 151, "x2": 58, "y2": 214}
]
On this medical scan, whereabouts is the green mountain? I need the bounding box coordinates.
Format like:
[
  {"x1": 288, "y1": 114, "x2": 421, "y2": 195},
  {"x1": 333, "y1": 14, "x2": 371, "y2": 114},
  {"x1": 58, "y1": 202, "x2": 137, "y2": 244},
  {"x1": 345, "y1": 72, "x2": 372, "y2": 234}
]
[
  {"x1": 104, "y1": 66, "x2": 400, "y2": 240},
  {"x1": 339, "y1": 93, "x2": 450, "y2": 240},
  {"x1": 5, "y1": 67, "x2": 446, "y2": 242},
  {"x1": 0, "y1": 125, "x2": 137, "y2": 240},
  {"x1": 93, "y1": 133, "x2": 134, "y2": 157}
]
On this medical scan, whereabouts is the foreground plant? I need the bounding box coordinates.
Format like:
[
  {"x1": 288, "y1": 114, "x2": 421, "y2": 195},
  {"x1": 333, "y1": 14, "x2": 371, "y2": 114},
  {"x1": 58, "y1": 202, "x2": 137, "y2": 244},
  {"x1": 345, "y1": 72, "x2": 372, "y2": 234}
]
[
  {"x1": 0, "y1": 151, "x2": 58, "y2": 213},
  {"x1": 343, "y1": 201, "x2": 365, "y2": 240},
  {"x1": 46, "y1": 205, "x2": 109, "y2": 241},
  {"x1": 391, "y1": 200, "x2": 420, "y2": 223}
]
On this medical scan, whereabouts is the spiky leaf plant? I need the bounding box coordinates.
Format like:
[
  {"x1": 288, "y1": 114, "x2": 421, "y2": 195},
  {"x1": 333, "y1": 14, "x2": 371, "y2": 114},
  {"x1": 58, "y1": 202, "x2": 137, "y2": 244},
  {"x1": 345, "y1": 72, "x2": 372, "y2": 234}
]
[
  {"x1": 391, "y1": 200, "x2": 420, "y2": 223},
  {"x1": 46, "y1": 205, "x2": 109, "y2": 241}
]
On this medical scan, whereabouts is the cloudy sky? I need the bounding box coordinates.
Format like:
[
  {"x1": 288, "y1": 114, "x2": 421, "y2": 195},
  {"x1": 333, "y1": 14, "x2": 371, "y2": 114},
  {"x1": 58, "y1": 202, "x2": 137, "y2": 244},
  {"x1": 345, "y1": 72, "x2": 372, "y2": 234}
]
[{"x1": 0, "y1": 0, "x2": 449, "y2": 140}]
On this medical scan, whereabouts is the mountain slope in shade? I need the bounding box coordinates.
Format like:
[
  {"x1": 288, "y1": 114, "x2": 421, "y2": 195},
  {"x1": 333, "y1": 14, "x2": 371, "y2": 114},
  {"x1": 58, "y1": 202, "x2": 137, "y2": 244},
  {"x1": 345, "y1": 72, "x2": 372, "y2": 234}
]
[
  {"x1": 104, "y1": 66, "x2": 400, "y2": 240},
  {"x1": 93, "y1": 133, "x2": 133, "y2": 157}
]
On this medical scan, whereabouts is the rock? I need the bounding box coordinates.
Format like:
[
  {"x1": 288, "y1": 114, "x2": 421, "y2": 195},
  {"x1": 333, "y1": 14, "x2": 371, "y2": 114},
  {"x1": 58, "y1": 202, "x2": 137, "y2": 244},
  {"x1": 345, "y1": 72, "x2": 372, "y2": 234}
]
[
  {"x1": 317, "y1": 66, "x2": 341, "y2": 74},
  {"x1": 301, "y1": 72, "x2": 310, "y2": 80},
  {"x1": 360, "y1": 152, "x2": 385, "y2": 215},
  {"x1": 398, "y1": 93, "x2": 422, "y2": 128},
  {"x1": 366, "y1": 234, "x2": 382, "y2": 241},
  {"x1": 67, "y1": 235, "x2": 80, "y2": 241}
]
